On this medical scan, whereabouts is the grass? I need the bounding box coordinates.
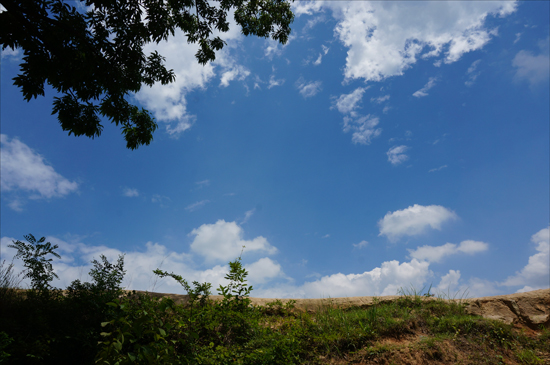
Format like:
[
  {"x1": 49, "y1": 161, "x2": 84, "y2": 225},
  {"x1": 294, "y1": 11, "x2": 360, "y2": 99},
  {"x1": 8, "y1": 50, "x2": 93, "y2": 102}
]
[{"x1": 1, "y1": 242, "x2": 548, "y2": 365}]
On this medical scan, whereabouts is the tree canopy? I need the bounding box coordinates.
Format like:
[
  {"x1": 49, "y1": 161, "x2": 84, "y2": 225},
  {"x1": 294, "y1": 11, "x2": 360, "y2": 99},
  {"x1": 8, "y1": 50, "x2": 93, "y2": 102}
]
[{"x1": 0, "y1": 0, "x2": 294, "y2": 149}]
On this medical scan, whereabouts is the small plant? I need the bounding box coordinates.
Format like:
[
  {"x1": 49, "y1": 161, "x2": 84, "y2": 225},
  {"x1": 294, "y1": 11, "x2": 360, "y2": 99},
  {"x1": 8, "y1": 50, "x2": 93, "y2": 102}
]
[
  {"x1": 0, "y1": 259, "x2": 24, "y2": 302},
  {"x1": 8, "y1": 234, "x2": 61, "y2": 294}
]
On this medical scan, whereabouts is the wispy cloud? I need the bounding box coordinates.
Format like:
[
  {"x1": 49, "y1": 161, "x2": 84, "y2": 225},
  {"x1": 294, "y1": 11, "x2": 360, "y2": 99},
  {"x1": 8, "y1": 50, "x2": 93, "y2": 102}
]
[
  {"x1": 512, "y1": 38, "x2": 550, "y2": 87},
  {"x1": 185, "y1": 200, "x2": 210, "y2": 212},
  {"x1": 295, "y1": 78, "x2": 322, "y2": 98},
  {"x1": 219, "y1": 65, "x2": 250, "y2": 87},
  {"x1": 313, "y1": 45, "x2": 329, "y2": 66},
  {"x1": 413, "y1": 77, "x2": 438, "y2": 98},
  {"x1": 241, "y1": 208, "x2": 256, "y2": 224},
  {"x1": 333, "y1": 87, "x2": 367, "y2": 115},
  {"x1": 267, "y1": 74, "x2": 285, "y2": 89},
  {"x1": 465, "y1": 60, "x2": 481, "y2": 87},
  {"x1": 371, "y1": 95, "x2": 390, "y2": 104},
  {"x1": 195, "y1": 180, "x2": 210, "y2": 188},
  {"x1": 123, "y1": 187, "x2": 139, "y2": 197},
  {"x1": 353, "y1": 240, "x2": 368, "y2": 249},
  {"x1": 152, "y1": 194, "x2": 171, "y2": 207},
  {"x1": 429, "y1": 165, "x2": 448, "y2": 173},
  {"x1": 386, "y1": 145, "x2": 409, "y2": 165}
]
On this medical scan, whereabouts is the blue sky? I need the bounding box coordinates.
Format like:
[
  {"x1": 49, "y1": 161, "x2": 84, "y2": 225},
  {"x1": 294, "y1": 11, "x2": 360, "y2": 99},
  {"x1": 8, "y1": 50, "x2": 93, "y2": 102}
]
[{"x1": 1, "y1": 0, "x2": 549, "y2": 298}]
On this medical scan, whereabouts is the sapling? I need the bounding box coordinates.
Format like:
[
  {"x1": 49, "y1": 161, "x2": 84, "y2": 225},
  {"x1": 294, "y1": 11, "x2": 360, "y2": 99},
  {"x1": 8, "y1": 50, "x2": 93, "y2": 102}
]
[{"x1": 8, "y1": 234, "x2": 60, "y2": 293}]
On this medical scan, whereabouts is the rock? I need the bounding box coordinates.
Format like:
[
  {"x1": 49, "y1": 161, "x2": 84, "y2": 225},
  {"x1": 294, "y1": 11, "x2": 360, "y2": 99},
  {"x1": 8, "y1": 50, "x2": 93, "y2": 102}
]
[{"x1": 462, "y1": 289, "x2": 550, "y2": 329}]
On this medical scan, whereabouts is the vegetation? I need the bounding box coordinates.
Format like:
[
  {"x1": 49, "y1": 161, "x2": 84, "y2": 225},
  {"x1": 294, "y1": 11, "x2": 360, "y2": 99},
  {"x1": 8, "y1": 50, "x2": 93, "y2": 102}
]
[
  {"x1": 0, "y1": 0, "x2": 294, "y2": 149},
  {"x1": 1, "y1": 234, "x2": 548, "y2": 364}
]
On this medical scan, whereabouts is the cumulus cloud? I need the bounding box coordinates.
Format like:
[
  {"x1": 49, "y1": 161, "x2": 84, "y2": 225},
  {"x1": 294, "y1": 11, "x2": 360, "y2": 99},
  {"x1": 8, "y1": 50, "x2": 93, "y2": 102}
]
[
  {"x1": 255, "y1": 258, "x2": 432, "y2": 298},
  {"x1": 0, "y1": 135, "x2": 78, "y2": 206},
  {"x1": 135, "y1": 12, "x2": 246, "y2": 137},
  {"x1": 436, "y1": 269, "x2": 461, "y2": 293},
  {"x1": 378, "y1": 204, "x2": 458, "y2": 242},
  {"x1": 408, "y1": 240, "x2": 489, "y2": 263},
  {"x1": 295, "y1": 78, "x2": 322, "y2": 98},
  {"x1": 413, "y1": 77, "x2": 438, "y2": 98},
  {"x1": 386, "y1": 145, "x2": 409, "y2": 165},
  {"x1": 512, "y1": 38, "x2": 550, "y2": 87},
  {"x1": 246, "y1": 258, "x2": 284, "y2": 284},
  {"x1": 189, "y1": 220, "x2": 277, "y2": 263},
  {"x1": 325, "y1": 1, "x2": 517, "y2": 82},
  {"x1": 0, "y1": 225, "x2": 284, "y2": 294},
  {"x1": 123, "y1": 187, "x2": 139, "y2": 197},
  {"x1": 501, "y1": 227, "x2": 549, "y2": 292}
]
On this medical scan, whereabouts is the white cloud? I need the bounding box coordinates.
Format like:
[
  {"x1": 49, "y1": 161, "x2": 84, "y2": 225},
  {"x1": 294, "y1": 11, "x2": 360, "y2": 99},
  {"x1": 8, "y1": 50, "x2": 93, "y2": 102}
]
[
  {"x1": 123, "y1": 187, "x2": 139, "y2": 197},
  {"x1": 386, "y1": 145, "x2": 409, "y2": 165},
  {"x1": 190, "y1": 220, "x2": 277, "y2": 263},
  {"x1": 267, "y1": 74, "x2": 285, "y2": 89},
  {"x1": 292, "y1": 1, "x2": 324, "y2": 17},
  {"x1": 219, "y1": 65, "x2": 250, "y2": 87},
  {"x1": 343, "y1": 115, "x2": 382, "y2": 145},
  {"x1": 429, "y1": 165, "x2": 448, "y2": 173},
  {"x1": 333, "y1": 88, "x2": 382, "y2": 145},
  {"x1": 295, "y1": 78, "x2": 322, "y2": 98},
  {"x1": 512, "y1": 38, "x2": 550, "y2": 87},
  {"x1": 501, "y1": 227, "x2": 549, "y2": 292},
  {"x1": 313, "y1": 45, "x2": 330, "y2": 66},
  {"x1": 264, "y1": 34, "x2": 295, "y2": 58},
  {"x1": 353, "y1": 240, "x2": 368, "y2": 249},
  {"x1": 408, "y1": 240, "x2": 489, "y2": 263},
  {"x1": 261, "y1": 259, "x2": 432, "y2": 298},
  {"x1": 371, "y1": 95, "x2": 390, "y2": 104},
  {"x1": 465, "y1": 59, "x2": 482, "y2": 86},
  {"x1": 0, "y1": 135, "x2": 78, "y2": 205},
  {"x1": 378, "y1": 204, "x2": 458, "y2": 242},
  {"x1": 195, "y1": 180, "x2": 210, "y2": 188},
  {"x1": 185, "y1": 200, "x2": 210, "y2": 212},
  {"x1": 1, "y1": 229, "x2": 284, "y2": 294},
  {"x1": 413, "y1": 77, "x2": 438, "y2": 98},
  {"x1": 246, "y1": 258, "x2": 284, "y2": 284},
  {"x1": 1, "y1": 46, "x2": 21, "y2": 61},
  {"x1": 135, "y1": 13, "x2": 246, "y2": 137},
  {"x1": 241, "y1": 208, "x2": 256, "y2": 224},
  {"x1": 333, "y1": 87, "x2": 367, "y2": 115},
  {"x1": 436, "y1": 269, "x2": 461, "y2": 293},
  {"x1": 151, "y1": 194, "x2": 171, "y2": 207},
  {"x1": 326, "y1": 1, "x2": 517, "y2": 82}
]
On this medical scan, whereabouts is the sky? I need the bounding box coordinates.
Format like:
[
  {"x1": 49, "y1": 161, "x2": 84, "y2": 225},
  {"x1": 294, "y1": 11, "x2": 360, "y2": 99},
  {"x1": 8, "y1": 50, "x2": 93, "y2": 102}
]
[{"x1": 1, "y1": 0, "x2": 549, "y2": 299}]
